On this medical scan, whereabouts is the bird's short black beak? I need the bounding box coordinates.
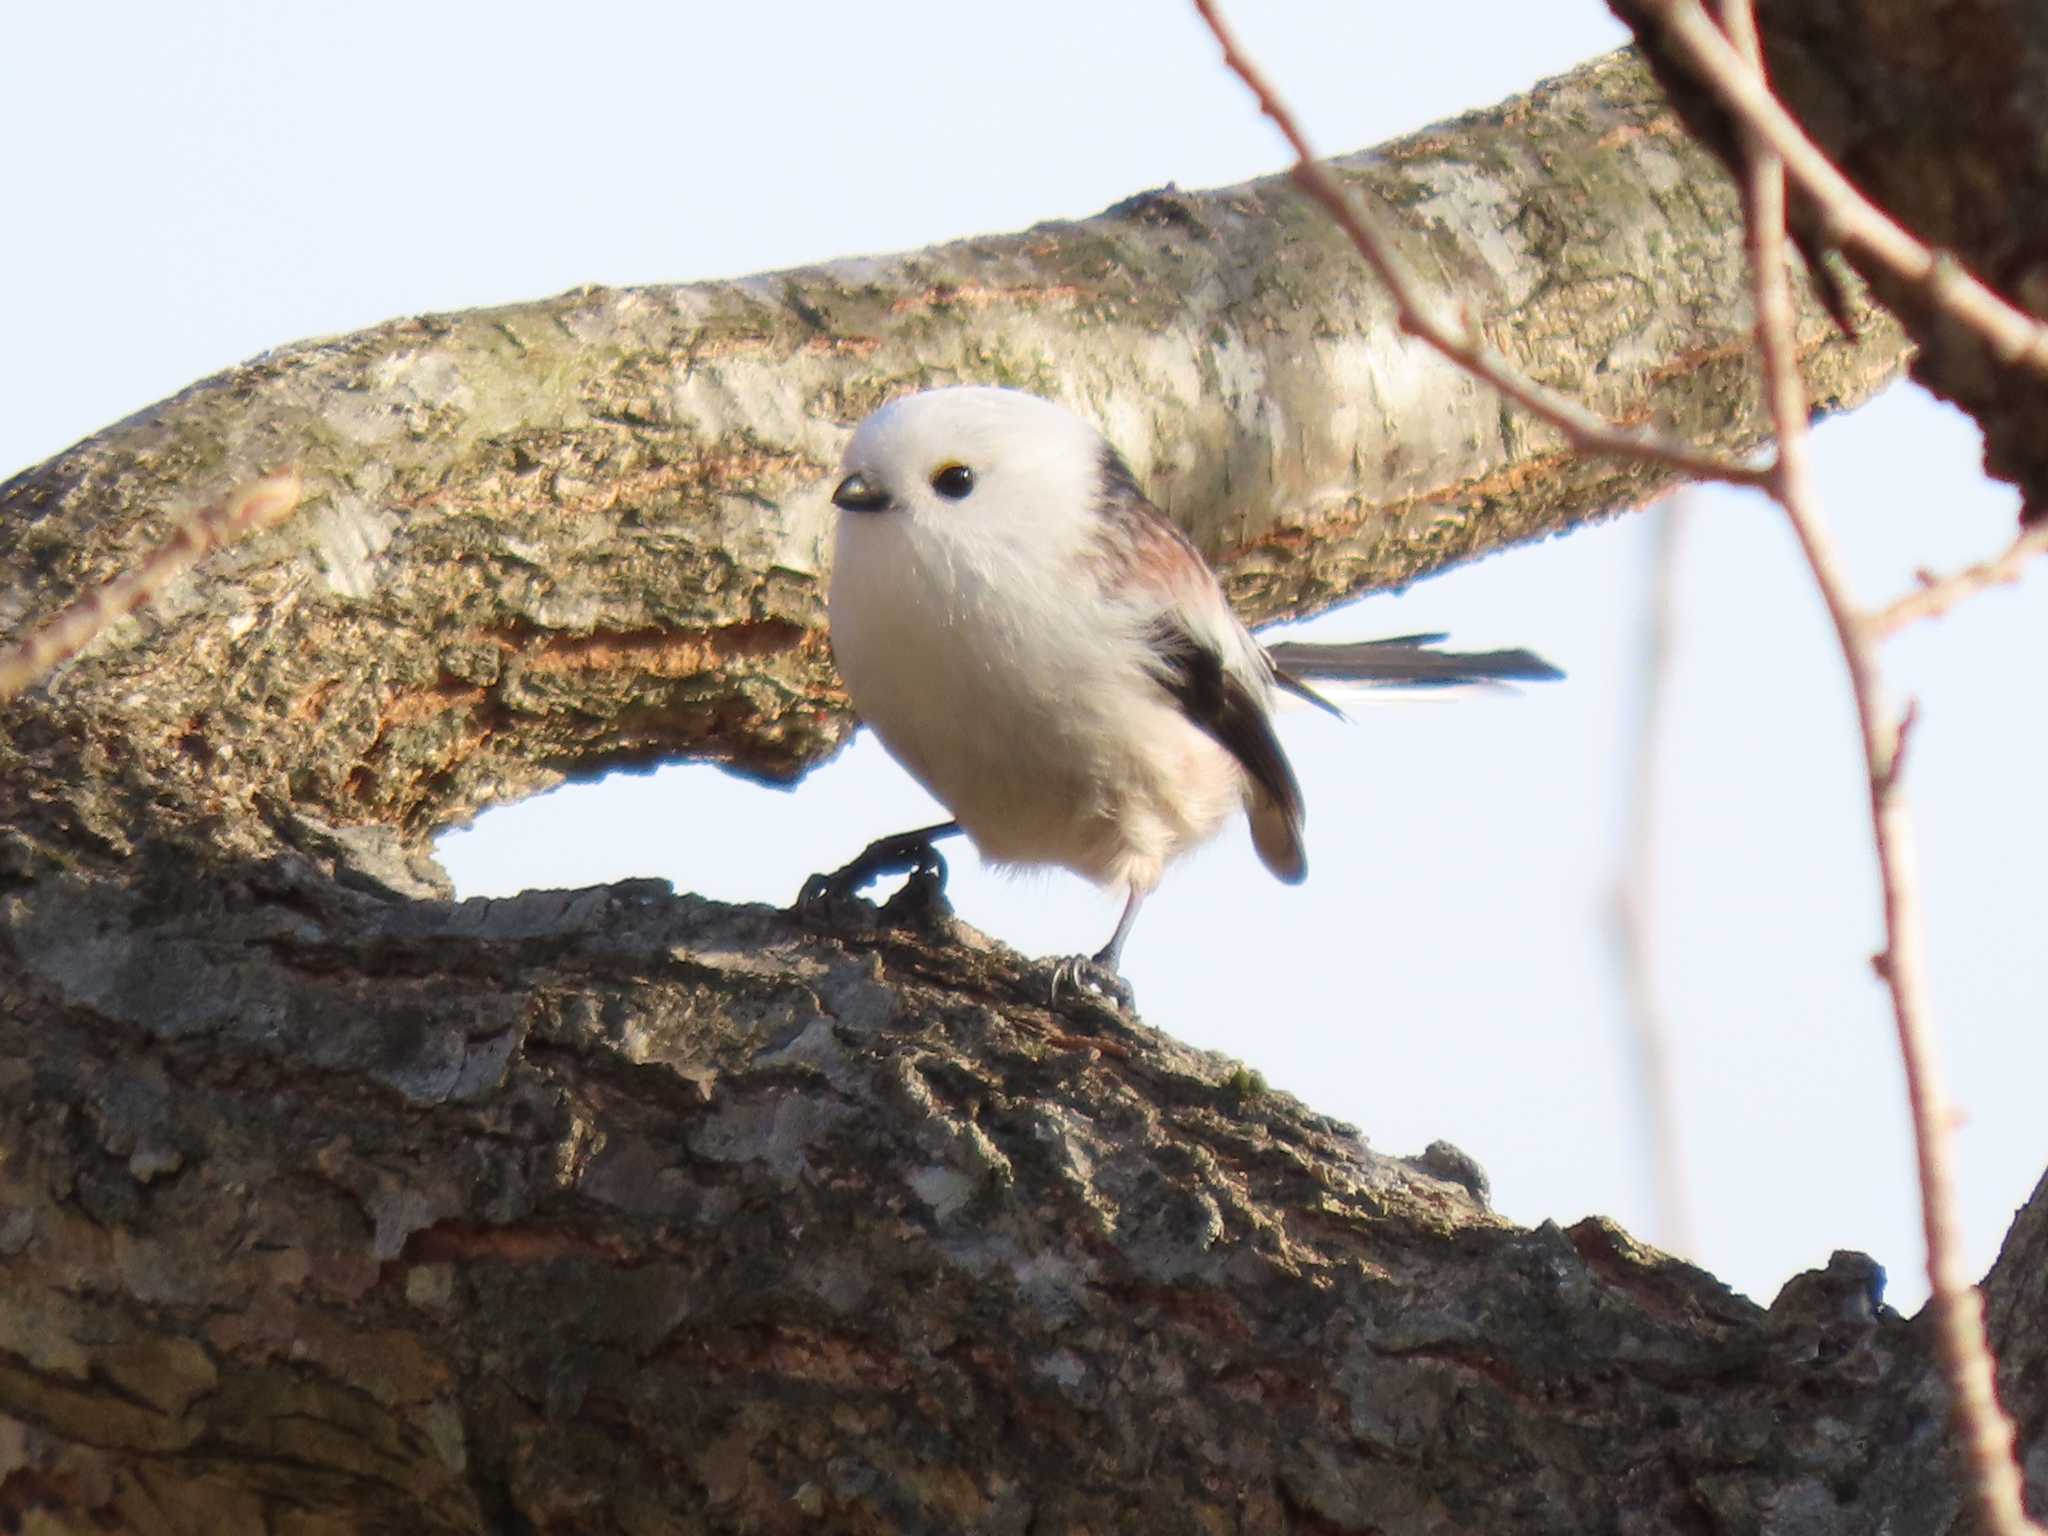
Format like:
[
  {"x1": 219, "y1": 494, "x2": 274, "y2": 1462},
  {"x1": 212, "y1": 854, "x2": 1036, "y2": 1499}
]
[{"x1": 832, "y1": 473, "x2": 894, "y2": 514}]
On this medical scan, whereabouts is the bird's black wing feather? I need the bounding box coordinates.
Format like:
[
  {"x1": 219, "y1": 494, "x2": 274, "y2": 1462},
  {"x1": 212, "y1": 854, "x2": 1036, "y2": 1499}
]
[
  {"x1": 1092, "y1": 447, "x2": 1309, "y2": 881},
  {"x1": 1144, "y1": 618, "x2": 1306, "y2": 882}
]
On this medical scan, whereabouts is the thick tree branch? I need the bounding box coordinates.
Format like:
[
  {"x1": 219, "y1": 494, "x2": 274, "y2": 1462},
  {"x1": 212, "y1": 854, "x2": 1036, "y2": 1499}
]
[
  {"x1": 0, "y1": 842, "x2": 2009, "y2": 1534},
  {"x1": 1611, "y1": 0, "x2": 2048, "y2": 512},
  {"x1": 0, "y1": 47, "x2": 1900, "y2": 853}
]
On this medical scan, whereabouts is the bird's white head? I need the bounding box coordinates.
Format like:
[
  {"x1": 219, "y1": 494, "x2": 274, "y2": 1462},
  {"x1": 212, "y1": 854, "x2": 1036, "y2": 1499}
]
[{"x1": 830, "y1": 386, "x2": 1114, "y2": 556}]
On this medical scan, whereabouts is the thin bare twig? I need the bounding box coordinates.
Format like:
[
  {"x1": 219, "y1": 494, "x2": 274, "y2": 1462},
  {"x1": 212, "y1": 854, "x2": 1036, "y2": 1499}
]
[
  {"x1": 1190, "y1": 0, "x2": 1772, "y2": 492},
  {"x1": 1872, "y1": 522, "x2": 2048, "y2": 638},
  {"x1": 1613, "y1": 497, "x2": 1699, "y2": 1256},
  {"x1": 1641, "y1": 0, "x2": 2048, "y2": 378},
  {"x1": 1717, "y1": 1, "x2": 2041, "y2": 1529},
  {"x1": 0, "y1": 470, "x2": 303, "y2": 704}
]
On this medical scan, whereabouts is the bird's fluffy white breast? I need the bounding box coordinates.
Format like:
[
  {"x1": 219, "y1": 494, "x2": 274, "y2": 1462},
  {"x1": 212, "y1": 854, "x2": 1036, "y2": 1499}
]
[{"x1": 828, "y1": 399, "x2": 1244, "y2": 887}]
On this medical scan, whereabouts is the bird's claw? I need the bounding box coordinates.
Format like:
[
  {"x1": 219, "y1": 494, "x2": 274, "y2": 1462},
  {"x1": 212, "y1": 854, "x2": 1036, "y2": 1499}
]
[
  {"x1": 798, "y1": 830, "x2": 952, "y2": 916},
  {"x1": 1048, "y1": 954, "x2": 1135, "y2": 1011}
]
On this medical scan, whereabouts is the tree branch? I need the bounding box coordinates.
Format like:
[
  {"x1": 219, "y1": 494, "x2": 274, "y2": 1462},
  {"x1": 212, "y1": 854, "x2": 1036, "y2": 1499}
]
[
  {"x1": 1639, "y1": 0, "x2": 2048, "y2": 377},
  {"x1": 0, "y1": 844, "x2": 2000, "y2": 1533},
  {"x1": 1872, "y1": 523, "x2": 2048, "y2": 637},
  {"x1": 1610, "y1": 0, "x2": 2048, "y2": 511},
  {"x1": 0, "y1": 471, "x2": 300, "y2": 704},
  {"x1": 1192, "y1": 0, "x2": 1770, "y2": 490},
  {"x1": 0, "y1": 47, "x2": 1901, "y2": 851}
]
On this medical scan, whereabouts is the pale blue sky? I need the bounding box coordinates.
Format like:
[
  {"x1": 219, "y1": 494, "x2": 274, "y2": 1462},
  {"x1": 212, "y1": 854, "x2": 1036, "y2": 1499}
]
[{"x1": 7, "y1": 2, "x2": 2043, "y2": 1313}]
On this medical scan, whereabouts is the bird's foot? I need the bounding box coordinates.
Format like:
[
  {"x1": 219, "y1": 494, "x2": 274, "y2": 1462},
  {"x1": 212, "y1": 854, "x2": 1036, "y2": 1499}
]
[
  {"x1": 798, "y1": 828, "x2": 953, "y2": 921},
  {"x1": 1048, "y1": 954, "x2": 1135, "y2": 1011}
]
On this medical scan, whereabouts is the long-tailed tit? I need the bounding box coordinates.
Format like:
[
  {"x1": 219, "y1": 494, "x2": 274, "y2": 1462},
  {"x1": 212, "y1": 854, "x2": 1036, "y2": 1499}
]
[{"x1": 806, "y1": 385, "x2": 1560, "y2": 1004}]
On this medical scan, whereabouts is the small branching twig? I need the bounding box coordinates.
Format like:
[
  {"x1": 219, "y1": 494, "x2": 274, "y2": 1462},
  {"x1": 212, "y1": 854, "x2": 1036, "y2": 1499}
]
[
  {"x1": 1190, "y1": 0, "x2": 1772, "y2": 492},
  {"x1": 1639, "y1": 0, "x2": 2048, "y2": 378},
  {"x1": 0, "y1": 470, "x2": 303, "y2": 704},
  {"x1": 1716, "y1": 1, "x2": 2040, "y2": 1529},
  {"x1": 1872, "y1": 522, "x2": 2048, "y2": 638}
]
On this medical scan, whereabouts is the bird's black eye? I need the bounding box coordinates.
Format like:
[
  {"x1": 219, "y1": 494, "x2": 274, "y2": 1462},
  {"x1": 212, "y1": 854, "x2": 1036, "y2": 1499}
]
[{"x1": 930, "y1": 463, "x2": 975, "y2": 500}]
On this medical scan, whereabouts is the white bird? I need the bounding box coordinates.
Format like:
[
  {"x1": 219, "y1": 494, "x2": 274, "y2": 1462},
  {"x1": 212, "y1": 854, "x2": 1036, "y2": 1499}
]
[{"x1": 806, "y1": 385, "x2": 1559, "y2": 1005}]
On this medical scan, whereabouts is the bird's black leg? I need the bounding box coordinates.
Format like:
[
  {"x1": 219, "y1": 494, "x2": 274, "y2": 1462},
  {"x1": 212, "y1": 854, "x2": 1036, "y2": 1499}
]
[
  {"x1": 1050, "y1": 887, "x2": 1144, "y2": 1010},
  {"x1": 798, "y1": 821, "x2": 963, "y2": 914}
]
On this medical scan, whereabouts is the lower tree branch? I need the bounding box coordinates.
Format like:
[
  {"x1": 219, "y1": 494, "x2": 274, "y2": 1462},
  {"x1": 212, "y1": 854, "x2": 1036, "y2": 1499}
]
[{"x1": 0, "y1": 833, "x2": 2030, "y2": 1533}]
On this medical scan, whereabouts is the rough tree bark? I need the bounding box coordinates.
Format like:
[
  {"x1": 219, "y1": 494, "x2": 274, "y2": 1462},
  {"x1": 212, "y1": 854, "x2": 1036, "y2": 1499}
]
[
  {"x1": 1611, "y1": 0, "x2": 2048, "y2": 513},
  {"x1": 4, "y1": 26, "x2": 2038, "y2": 1536}
]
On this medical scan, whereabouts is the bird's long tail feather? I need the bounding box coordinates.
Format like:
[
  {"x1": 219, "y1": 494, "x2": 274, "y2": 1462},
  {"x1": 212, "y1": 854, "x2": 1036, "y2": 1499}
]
[{"x1": 1264, "y1": 633, "x2": 1564, "y2": 717}]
